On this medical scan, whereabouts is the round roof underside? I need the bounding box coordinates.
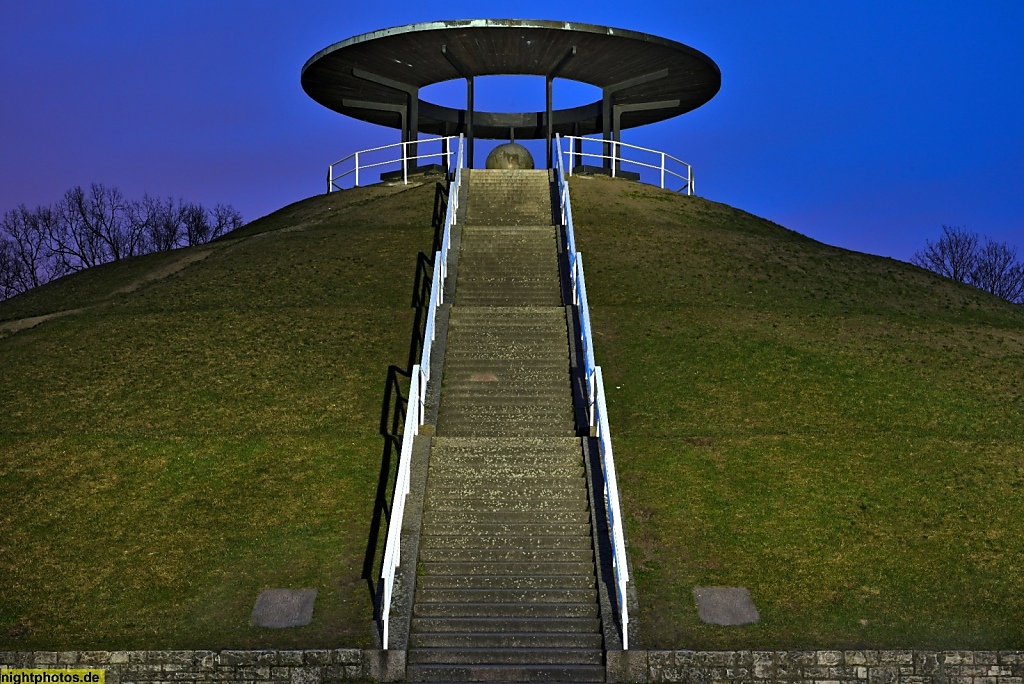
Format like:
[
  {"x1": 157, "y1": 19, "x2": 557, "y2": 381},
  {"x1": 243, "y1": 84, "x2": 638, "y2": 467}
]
[{"x1": 301, "y1": 19, "x2": 721, "y2": 139}]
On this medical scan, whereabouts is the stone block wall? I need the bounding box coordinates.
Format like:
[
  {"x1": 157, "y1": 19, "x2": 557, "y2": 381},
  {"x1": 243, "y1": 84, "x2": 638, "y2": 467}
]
[
  {"x1": 5, "y1": 649, "x2": 1024, "y2": 683},
  {"x1": 642, "y1": 650, "x2": 1024, "y2": 684},
  {"x1": 0, "y1": 650, "x2": 399, "y2": 684}
]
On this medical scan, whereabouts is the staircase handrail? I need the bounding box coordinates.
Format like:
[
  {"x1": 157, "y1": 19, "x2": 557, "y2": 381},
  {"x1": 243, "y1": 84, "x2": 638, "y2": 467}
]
[
  {"x1": 561, "y1": 134, "x2": 694, "y2": 195},
  {"x1": 379, "y1": 361, "x2": 420, "y2": 649},
  {"x1": 380, "y1": 134, "x2": 464, "y2": 649},
  {"x1": 328, "y1": 135, "x2": 460, "y2": 192},
  {"x1": 553, "y1": 133, "x2": 631, "y2": 650}
]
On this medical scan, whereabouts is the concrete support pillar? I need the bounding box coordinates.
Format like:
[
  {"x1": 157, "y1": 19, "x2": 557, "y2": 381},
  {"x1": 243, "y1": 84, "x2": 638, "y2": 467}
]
[
  {"x1": 466, "y1": 76, "x2": 475, "y2": 168},
  {"x1": 352, "y1": 68, "x2": 420, "y2": 166},
  {"x1": 547, "y1": 47, "x2": 576, "y2": 169},
  {"x1": 546, "y1": 76, "x2": 554, "y2": 168},
  {"x1": 600, "y1": 68, "x2": 669, "y2": 171}
]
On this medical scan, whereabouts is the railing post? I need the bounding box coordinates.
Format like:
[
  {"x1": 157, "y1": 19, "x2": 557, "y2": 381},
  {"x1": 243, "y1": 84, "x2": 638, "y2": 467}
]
[
  {"x1": 419, "y1": 367, "x2": 426, "y2": 427},
  {"x1": 555, "y1": 134, "x2": 560, "y2": 178},
  {"x1": 402, "y1": 141, "x2": 408, "y2": 185},
  {"x1": 327, "y1": 165, "x2": 333, "y2": 194},
  {"x1": 355, "y1": 152, "x2": 360, "y2": 188},
  {"x1": 660, "y1": 152, "x2": 666, "y2": 189},
  {"x1": 611, "y1": 140, "x2": 617, "y2": 179},
  {"x1": 622, "y1": 595, "x2": 629, "y2": 650}
]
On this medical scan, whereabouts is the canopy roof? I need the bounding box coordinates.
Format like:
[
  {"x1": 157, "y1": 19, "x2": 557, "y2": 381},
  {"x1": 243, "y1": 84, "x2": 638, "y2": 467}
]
[{"x1": 301, "y1": 19, "x2": 721, "y2": 139}]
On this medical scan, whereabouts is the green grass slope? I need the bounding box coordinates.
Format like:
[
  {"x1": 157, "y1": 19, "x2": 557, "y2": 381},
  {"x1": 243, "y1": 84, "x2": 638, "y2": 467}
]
[
  {"x1": 4, "y1": 173, "x2": 1023, "y2": 652},
  {"x1": 569, "y1": 175, "x2": 1024, "y2": 649},
  {"x1": 0, "y1": 181, "x2": 437, "y2": 649}
]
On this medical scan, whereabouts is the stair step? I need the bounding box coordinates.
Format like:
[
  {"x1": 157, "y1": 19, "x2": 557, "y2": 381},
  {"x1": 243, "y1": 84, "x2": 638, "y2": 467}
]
[
  {"x1": 425, "y1": 462, "x2": 585, "y2": 473},
  {"x1": 429, "y1": 456, "x2": 581, "y2": 468},
  {"x1": 406, "y1": 663, "x2": 604, "y2": 682},
  {"x1": 456, "y1": 296, "x2": 563, "y2": 306},
  {"x1": 428, "y1": 469, "x2": 585, "y2": 481},
  {"x1": 422, "y1": 509, "x2": 591, "y2": 524},
  {"x1": 413, "y1": 601, "x2": 598, "y2": 618},
  {"x1": 435, "y1": 424, "x2": 576, "y2": 438},
  {"x1": 437, "y1": 428, "x2": 577, "y2": 438},
  {"x1": 419, "y1": 548, "x2": 593, "y2": 563},
  {"x1": 420, "y1": 534, "x2": 592, "y2": 549},
  {"x1": 428, "y1": 473, "x2": 584, "y2": 484},
  {"x1": 438, "y1": 405, "x2": 572, "y2": 416},
  {"x1": 426, "y1": 482, "x2": 585, "y2": 498},
  {"x1": 439, "y1": 388, "x2": 568, "y2": 397},
  {"x1": 444, "y1": 353, "x2": 568, "y2": 363},
  {"x1": 419, "y1": 562, "x2": 595, "y2": 576},
  {"x1": 431, "y1": 436, "x2": 581, "y2": 449},
  {"x1": 409, "y1": 632, "x2": 603, "y2": 649},
  {"x1": 421, "y1": 522, "x2": 593, "y2": 537},
  {"x1": 424, "y1": 497, "x2": 585, "y2": 512},
  {"x1": 411, "y1": 616, "x2": 599, "y2": 633},
  {"x1": 407, "y1": 647, "x2": 603, "y2": 665},
  {"x1": 416, "y1": 587, "x2": 596, "y2": 603},
  {"x1": 416, "y1": 574, "x2": 597, "y2": 590}
]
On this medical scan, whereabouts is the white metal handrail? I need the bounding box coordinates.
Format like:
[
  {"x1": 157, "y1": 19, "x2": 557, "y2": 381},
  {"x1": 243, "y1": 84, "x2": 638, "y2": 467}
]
[
  {"x1": 328, "y1": 135, "x2": 460, "y2": 192},
  {"x1": 561, "y1": 134, "x2": 694, "y2": 195},
  {"x1": 380, "y1": 135, "x2": 464, "y2": 648},
  {"x1": 380, "y1": 361, "x2": 420, "y2": 649},
  {"x1": 553, "y1": 133, "x2": 631, "y2": 649}
]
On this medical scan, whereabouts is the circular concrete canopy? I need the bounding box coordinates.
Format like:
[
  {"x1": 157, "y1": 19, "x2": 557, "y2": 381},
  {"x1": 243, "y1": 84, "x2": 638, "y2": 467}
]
[{"x1": 301, "y1": 19, "x2": 721, "y2": 140}]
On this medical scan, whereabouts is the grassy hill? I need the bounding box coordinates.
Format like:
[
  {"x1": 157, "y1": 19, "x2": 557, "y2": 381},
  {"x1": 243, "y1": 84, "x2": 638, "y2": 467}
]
[
  {"x1": 568, "y1": 175, "x2": 1024, "y2": 649},
  {"x1": 0, "y1": 181, "x2": 439, "y2": 649},
  {"x1": 2, "y1": 174, "x2": 1023, "y2": 651}
]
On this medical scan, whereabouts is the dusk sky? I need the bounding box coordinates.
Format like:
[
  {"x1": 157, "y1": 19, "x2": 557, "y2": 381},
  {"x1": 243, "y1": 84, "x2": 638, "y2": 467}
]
[{"x1": 2, "y1": 2, "x2": 1022, "y2": 262}]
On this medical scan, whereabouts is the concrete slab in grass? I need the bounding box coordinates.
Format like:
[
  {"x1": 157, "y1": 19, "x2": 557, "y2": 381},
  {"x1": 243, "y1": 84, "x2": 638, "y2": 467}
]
[
  {"x1": 693, "y1": 586, "x2": 759, "y2": 626},
  {"x1": 251, "y1": 589, "x2": 317, "y2": 628}
]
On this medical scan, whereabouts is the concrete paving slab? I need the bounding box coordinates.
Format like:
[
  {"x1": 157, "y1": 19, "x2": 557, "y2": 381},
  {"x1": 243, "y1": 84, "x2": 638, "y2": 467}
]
[
  {"x1": 693, "y1": 586, "x2": 759, "y2": 626},
  {"x1": 250, "y1": 588, "x2": 317, "y2": 628}
]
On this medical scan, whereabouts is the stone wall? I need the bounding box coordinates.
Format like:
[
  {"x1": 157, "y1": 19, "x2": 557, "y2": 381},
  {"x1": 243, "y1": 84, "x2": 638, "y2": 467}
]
[
  {"x1": 5, "y1": 649, "x2": 1024, "y2": 683},
  {"x1": 0, "y1": 650, "x2": 402, "y2": 684},
  {"x1": 641, "y1": 650, "x2": 1024, "y2": 684}
]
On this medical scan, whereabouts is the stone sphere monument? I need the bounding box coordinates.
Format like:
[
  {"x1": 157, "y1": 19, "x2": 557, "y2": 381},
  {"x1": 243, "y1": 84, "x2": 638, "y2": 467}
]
[{"x1": 485, "y1": 143, "x2": 535, "y2": 170}]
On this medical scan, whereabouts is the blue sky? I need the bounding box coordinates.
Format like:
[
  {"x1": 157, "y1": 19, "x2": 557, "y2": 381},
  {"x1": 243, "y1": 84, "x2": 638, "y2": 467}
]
[{"x1": 2, "y1": 1, "x2": 1022, "y2": 262}]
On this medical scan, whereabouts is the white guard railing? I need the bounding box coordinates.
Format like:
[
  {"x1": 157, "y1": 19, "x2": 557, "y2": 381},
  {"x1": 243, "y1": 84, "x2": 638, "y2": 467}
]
[
  {"x1": 380, "y1": 134, "x2": 464, "y2": 648},
  {"x1": 553, "y1": 133, "x2": 631, "y2": 649},
  {"x1": 561, "y1": 134, "x2": 694, "y2": 195},
  {"x1": 328, "y1": 135, "x2": 460, "y2": 192}
]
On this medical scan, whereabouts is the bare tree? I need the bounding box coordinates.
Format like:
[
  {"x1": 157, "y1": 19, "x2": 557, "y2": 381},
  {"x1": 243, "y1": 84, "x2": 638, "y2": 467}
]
[
  {"x1": 973, "y1": 238, "x2": 1024, "y2": 303},
  {"x1": 914, "y1": 225, "x2": 1024, "y2": 304},
  {"x1": 211, "y1": 203, "x2": 243, "y2": 240},
  {"x1": 2, "y1": 183, "x2": 243, "y2": 300},
  {"x1": 0, "y1": 236, "x2": 22, "y2": 300},
  {"x1": 1, "y1": 205, "x2": 54, "y2": 292},
  {"x1": 130, "y1": 195, "x2": 182, "y2": 253},
  {"x1": 51, "y1": 186, "x2": 109, "y2": 271},
  {"x1": 182, "y1": 202, "x2": 211, "y2": 246},
  {"x1": 912, "y1": 225, "x2": 979, "y2": 283}
]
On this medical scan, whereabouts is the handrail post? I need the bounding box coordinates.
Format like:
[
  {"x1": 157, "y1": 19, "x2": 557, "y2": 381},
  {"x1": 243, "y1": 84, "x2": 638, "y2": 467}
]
[
  {"x1": 660, "y1": 152, "x2": 666, "y2": 189},
  {"x1": 402, "y1": 141, "x2": 408, "y2": 185},
  {"x1": 611, "y1": 139, "x2": 617, "y2": 179},
  {"x1": 419, "y1": 367, "x2": 426, "y2": 427},
  {"x1": 355, "y1": 151, "x2": 360, "y2": 188},
  {"x1": 327, "y1": 165, "x2": 333, "y2": 194}
]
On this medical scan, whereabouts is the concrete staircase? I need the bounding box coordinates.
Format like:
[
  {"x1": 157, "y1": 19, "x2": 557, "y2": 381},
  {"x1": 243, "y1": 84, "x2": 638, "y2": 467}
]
[{"x1": 408, "y1": 169, "x2": 604, "y2": 682}]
